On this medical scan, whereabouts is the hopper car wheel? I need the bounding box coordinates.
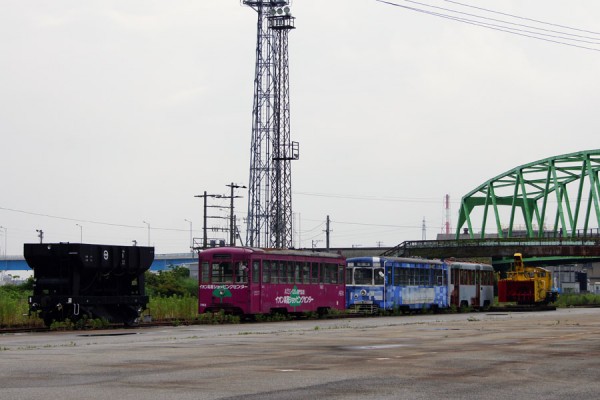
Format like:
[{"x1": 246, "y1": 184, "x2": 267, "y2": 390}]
[
  {"x1": 124, "y1": 318, "x2": 139, "y2": 327},
  {"x1": 42, "y1": 310, "x2": 61, "y2": 327},
  {"x1": 122, "y1": 308, "x2": 141, "y2": 327}
]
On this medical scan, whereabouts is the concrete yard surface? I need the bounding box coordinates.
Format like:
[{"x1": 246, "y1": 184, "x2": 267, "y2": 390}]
[{"x1": 1, "y1": 309, "x2": 600, "y2": 399}]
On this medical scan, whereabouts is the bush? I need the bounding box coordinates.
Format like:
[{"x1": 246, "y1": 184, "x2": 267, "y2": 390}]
[
  {"x1": 0, "y1": 283, "x2": 41, "y2": 328},
  {"x1": 145, "y1": 265, "x2": 197, "y2": 298}
]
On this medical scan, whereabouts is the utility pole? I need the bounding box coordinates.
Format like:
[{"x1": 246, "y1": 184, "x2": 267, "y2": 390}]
[
  {"x1": 226, "y1": 183, "x2": 247, "y2": 246},
  {"x1": 36, "y1": 229, "x2": 44, "y2": 244},
  {"x1": 75, "y1": 223, "x2": 83, "y2": 243},
  {"x1": 324, "y1": 215, "x2": 331, "y2": 251},
  {"x1": 194, "y1": 191, "x2": 222, "y2": 249}
]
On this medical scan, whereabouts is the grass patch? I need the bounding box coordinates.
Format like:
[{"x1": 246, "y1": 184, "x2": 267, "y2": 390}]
[
  {"x1": 146, "y1": 294, "x2": 198, "y2": 323},
  {"x1": 197, "y1": 310, "x2": 240, "y2": 324},
  {"x1": 555, "y1": 293, "x2": 600, "y2": 307},
  {"x1": 0, "y1": 286, "x2": 43, "y2": 328}
]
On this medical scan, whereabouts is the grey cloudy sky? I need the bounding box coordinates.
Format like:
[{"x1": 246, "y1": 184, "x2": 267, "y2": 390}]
[{"x1": 1, "y1": 0, "x2": 599, "y2": 256}]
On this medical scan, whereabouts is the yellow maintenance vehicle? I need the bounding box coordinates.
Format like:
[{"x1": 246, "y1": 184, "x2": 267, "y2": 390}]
[{"x1": 498, "y1": 253, "x2": 559, "y2": 305}]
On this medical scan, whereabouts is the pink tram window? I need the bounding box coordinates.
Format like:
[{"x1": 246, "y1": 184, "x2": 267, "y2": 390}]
[
  {"x1": 311, "y1": 263, "x2": 319, "y2": 283},
  {"x1": 301, "y1": 263, "x2": 310, "y2": 283},
  {"x1": 252, "y1": 261, "x2": 260, "y2": 284},
  {"x1": 252, "y1": 260, "x2": 343, "y2": 285},
  {"x1": 200, "y1": 260, "x2": 249, "y2": 284},
  {"x1": 262, "y1": 260, "x2": 271, "y2": 283},
  {"x1": 211, "y1": 261, "x2": 233, "y2": 283},
  {"x1": 200, "y1": 262, "x2": 210, "y2": 284},
  {"x1": 236, "y1": 261, "x2": 248, "y2": 283}
]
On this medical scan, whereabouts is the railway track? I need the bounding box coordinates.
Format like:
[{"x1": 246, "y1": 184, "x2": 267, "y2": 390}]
[
  {"x1": 0, "y1": 307, "x2": 555, "y2": 335},
  {"x1": 0, "y1": 326, "x2": 50, "y2": 334},
  {"x1": 0, "y1": 322, "x2": 169, "y2": 335},
  {"x1": 488, "y1": 304, "x2": 557, "y2": 312}
]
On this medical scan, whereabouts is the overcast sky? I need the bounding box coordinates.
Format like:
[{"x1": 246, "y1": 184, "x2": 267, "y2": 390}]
[{"x1": 1, "y1": 0, "x2": 599, "y2": 256}]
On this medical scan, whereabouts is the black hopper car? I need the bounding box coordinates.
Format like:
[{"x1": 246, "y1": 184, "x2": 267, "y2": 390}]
[{"x1": 26, "y1": 243, "x2": 154, "y2": 327}]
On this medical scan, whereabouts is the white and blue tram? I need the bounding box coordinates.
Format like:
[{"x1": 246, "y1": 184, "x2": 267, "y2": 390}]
[
  {"x1": 446, "y1": 261, "x2": 495, "y2": 309},
  {"x1": 346, "y1": 256, "x2": 449, "y2": 313}
]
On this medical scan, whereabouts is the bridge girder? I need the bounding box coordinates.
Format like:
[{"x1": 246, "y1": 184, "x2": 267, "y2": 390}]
[
  {"x1": 381, "y1": 238, "x2": 600, "y2": 267},
  {"x1": 456, "y1": 149, "x2": 600, "y2": 239}
]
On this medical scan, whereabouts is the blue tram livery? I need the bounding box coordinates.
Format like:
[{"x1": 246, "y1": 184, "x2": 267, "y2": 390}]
[{"x1": 346, "y1": 256, "x2": 449, "y2": 313}]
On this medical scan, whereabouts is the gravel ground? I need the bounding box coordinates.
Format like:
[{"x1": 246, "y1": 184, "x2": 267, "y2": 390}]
[{"x1": 1, "y1": 308, "x2": 599, "y2": 400}]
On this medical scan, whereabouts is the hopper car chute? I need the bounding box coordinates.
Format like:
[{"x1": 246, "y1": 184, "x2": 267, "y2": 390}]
[{"x1": 26, "y1": 243, "x2": 154, "y2": 326}]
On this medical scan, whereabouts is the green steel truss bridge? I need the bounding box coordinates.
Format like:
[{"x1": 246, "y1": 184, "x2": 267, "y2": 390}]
[
  {"x1": 383, "y1": 150, "x2": 600, "y2": 264},
  {"x1": 458, "y1": 149, "x2": 600, "y2": 239}
]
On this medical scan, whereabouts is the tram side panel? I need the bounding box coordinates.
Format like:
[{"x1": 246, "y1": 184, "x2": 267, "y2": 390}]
[
  {"x1": 385, "y1": 260, "x2": 449, "y2": 311},
  {"x1": 386, "y1": 285, "x2": 448, "y2": 311}
]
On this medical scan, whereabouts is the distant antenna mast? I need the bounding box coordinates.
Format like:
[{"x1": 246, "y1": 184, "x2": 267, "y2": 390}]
[
  {"x1": 422, "y1": 217, "x2": 426, "y2": 240},
  {"x1": 243, "y1": 0, "x2": 298, "y2": 248}
]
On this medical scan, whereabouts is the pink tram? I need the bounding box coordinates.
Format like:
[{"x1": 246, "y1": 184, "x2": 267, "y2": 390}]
[{"x1": 198, "y1": 247, "x2": 346, "y2": 316}]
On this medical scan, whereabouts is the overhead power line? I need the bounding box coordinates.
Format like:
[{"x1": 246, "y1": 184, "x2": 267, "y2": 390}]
[
  {"x1": 302, "y1": 221, "x2": 326, "y2": 234},
  {"x1": 375, "y1": 0, "x2": 600, "y2": 52},
  {"x1": 294, "y1": 191, "x2": 442, "y2": 203},
  {"x1": 401, "y1": 0, "x2": 600, "y2": 41},
  {"x1": 0, "y1": 206, "x2": 187, "y2": 232},
  {"x1": 442, "y1": 0, "x2": 600, "y2": 35},
  {"x1": 333, "y1": 220, "x2": 422, "y2": 229}
]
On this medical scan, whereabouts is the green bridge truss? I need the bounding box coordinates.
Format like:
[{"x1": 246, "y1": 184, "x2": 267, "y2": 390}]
[{"x1": 456, "y1": 149, "x2": 600, "y2": 239}]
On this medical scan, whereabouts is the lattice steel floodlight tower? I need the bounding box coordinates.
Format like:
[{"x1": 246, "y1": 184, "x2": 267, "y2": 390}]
[{"x1": 243, "y1": 1, "x2": 298, "y2": 248}]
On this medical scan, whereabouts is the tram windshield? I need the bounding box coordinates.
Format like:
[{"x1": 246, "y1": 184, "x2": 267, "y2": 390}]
[
  {"x1": 211, "y1": 261, "x2": 233, "y2": 283},
  {"x1": 200, "y1": 260, "x2": 248, "y2": 284},
  {"x1": 347, "y1": 266, "x2": 386, "y2": 285},
  {"x1": 353, "y1": 267, "x2": 372, "y2": 285}
]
